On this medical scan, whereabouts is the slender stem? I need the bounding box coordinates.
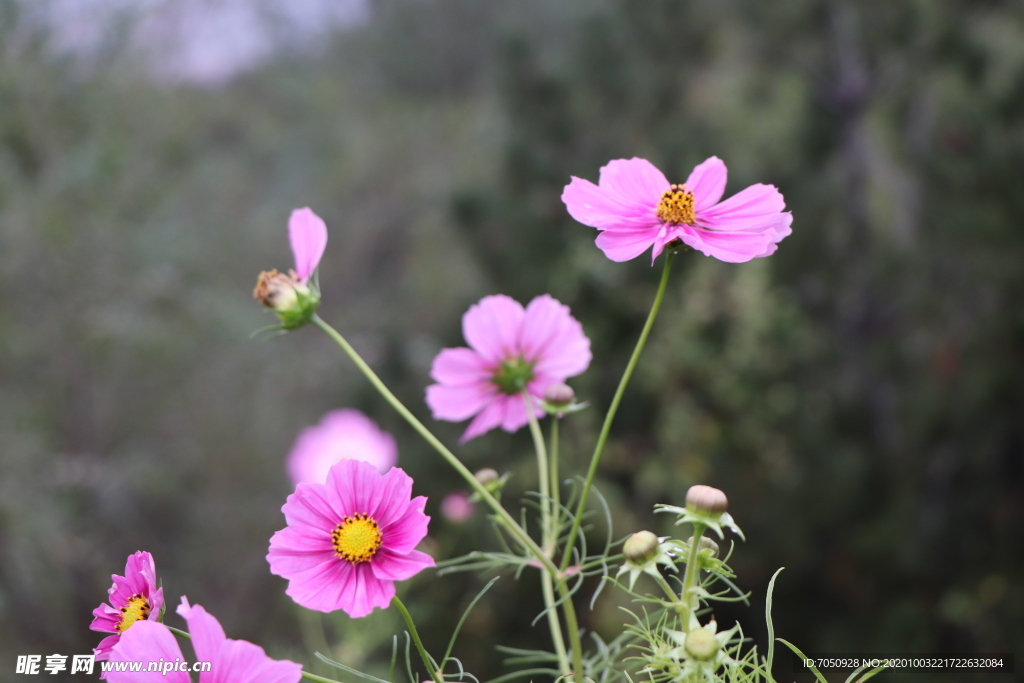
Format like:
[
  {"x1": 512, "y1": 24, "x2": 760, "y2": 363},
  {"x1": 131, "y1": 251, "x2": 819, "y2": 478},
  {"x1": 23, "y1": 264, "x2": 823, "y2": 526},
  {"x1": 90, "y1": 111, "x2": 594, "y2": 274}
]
[
  {"x1": 167, "y1": 625, "x2": 191, "y2": 640},
  {"x1": 302, "y1": 672, "x2": 347, "y2": 683},
  {"x1": 550, "y1": 417, "x2": 561, "y2": 536},
  {"x1": 523, "y1": 393, "x2": 569, "y2": 674},
  {"x1": 555, "y1": 581, "x2": 586, "y2": 682},
  {"x1": 392, "y1": 596, "x2": 443, "y2": 683},
  {"x1": 679, "y1": 524, "x2": 706, "y2": 631},
  {"x1": 560, "y1": 254, "x2": 674, "y2": 572},
  {"x1": 654, "y1": 573, "x2": 681, "y2": 606},
  {"x1": 311, "y1": 315, "x2": 559, "y2": 577}
]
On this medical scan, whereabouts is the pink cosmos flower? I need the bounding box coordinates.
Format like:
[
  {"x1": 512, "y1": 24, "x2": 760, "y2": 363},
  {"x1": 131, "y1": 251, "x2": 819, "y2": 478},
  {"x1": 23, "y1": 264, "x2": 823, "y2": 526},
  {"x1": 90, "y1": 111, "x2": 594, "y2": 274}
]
[
  {"x1": 440, "y1": 491, "x2": 474, "y2": 523},
  {"x1": 267, "y1": 459, "x2": 435, "y2": 618},
  {"x1": 426, "y1": 294, "x2": 591, "y2": 442},
  {"x1": 287, "y1": 409, "x2": 398, "y2": 486},
  {"x1": 90, "y1": 551, "x2": 165, "y2": 664},
  {"x1": 561, "y1": 157, "x2": 792, "y2": 263},
  {"x1": 106, "y1": 597, "x2": 302, "y2": 683}
]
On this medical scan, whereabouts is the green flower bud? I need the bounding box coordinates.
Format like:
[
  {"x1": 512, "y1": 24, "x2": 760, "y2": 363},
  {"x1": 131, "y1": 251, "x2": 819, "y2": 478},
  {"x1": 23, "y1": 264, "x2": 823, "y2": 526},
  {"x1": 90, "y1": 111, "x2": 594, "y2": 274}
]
[
  {"x1": 253, "y1": 269, "x2": 320, "y2": 330},
  {"x1": 686, "y1": 535, "x2": 720, "y2": 559},
  {"x1": 684, "y1": 627, "x2": 719, "y2": 661},
  {"x1": 623, "y1": 530, "x2": 660, "y2": 566},
  {"x1": 686, "y1": 485, "x2": 728, "y2": 515}
]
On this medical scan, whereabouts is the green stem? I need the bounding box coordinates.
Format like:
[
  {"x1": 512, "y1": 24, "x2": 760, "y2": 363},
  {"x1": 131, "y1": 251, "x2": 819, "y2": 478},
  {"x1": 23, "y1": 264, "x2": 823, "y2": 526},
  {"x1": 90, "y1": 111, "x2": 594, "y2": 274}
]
[
  {"x1": 311, "y1": 315, "x2": 559, "y2": 577},
  {"x1": 654, "y1": 573, "x2": 681, "y2": 607},
  {"x1": 560, "y1": 253, "x2": 674, "y2": 572},
  {"x1": 550, "y1": 417, "x2": 561, "y2": 537},
  {"x1": 523, "y1": 393, "x2": 569, "y2": 675},
  {"x1": 167, "y1": 625, "x2": 191, "y2": 640},
  {"x1": 555, "y1": 581, "x2": 586, "y2": 682},
  {"x1": 679, "y1": 524, "x2": 706, "y2": 631},
  {"x1": 392, "y1": 596, "x2": 443, "y2": 683},
  {"x1": 301, "y1": 672, "x2": 347, "y2": 683}
]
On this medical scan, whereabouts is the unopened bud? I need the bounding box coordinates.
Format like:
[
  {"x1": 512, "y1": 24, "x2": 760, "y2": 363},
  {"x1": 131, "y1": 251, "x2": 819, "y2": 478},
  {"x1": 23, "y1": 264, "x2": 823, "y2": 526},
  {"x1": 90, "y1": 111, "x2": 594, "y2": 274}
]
[
  {"x1": 686, "y1": 535, "x2": 720, "y2": 558},
  {"x1": 544, "y1": 383, "x2": 575, "y2": 408},
  {"x1": 686, "y1": 485, "x2": 728, "y2": 515},
  {"x1": 623, "y1": 530, "x2": 660, "y2": 566},
  {"x1": 684, "y1": 627, "x2": 718, "y2": 661},
  {"x1": 254, "y1": 269, "x2": 303, "y2": 311},
  {"x1": 474, "y1": 468, "x2": 498, "y2": 486}
]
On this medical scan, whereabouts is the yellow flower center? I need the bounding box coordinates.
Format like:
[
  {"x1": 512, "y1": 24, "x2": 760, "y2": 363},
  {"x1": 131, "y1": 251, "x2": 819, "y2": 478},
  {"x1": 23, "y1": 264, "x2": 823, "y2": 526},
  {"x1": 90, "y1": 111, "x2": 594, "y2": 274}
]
[
  {"x1": 656, "y1": 184, "x2": 696, "y2": 225},
  {"x1": 332, "y1": 513, "x2": 383, "y2": 564},
  {"x1": 116, "y1": 594, "x2": 151, "y2": 632}
]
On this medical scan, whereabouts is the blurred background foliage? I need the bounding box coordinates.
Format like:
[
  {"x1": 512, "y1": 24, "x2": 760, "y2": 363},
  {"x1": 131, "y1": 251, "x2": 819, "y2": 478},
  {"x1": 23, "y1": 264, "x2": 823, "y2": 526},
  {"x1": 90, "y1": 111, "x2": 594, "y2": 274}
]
[{"x1": 0, "y1": 0, "x2": 1021, "y2": 681}]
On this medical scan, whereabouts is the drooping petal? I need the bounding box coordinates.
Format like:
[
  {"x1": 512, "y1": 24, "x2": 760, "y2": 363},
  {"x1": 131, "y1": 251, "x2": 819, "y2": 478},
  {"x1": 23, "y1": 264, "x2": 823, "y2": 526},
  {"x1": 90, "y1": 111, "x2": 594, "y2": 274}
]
[
  {"x1": 522, "y1": 296, "x2": 591, "y2": 380},
  {"x1": 426, "y1": 381, "x2": 495, "y2": 422},
  {"x1": 176, "y1": 598, "x2": 225, "y2": 665},
  {"x1": 460, "y1": 395, "x2": 509, "y2": 442},
  {"x1": 685, "y1": 157, "x2": 728, "y2": 211},
  {"x1": 462, "y1": 295, "x2": 525, "y2": 363},
  {"x1": 594, "y1": 227, "x2": 663, "y2": 262},
  {"x1": 288, "y1": 208, "x2": 328, "y2": 283},
  {"x1": 371, "y1": 548, "x2": 435, "y2": 582},
  {"x1": 598, "y1": 158, "x2": 670, "y2": 204},
  {"x1": 677, "y1": 225, "x2": 778, "y2": 264},
  {"x1": 106, "y1": 621, "x2": 190, "y2": 683}
]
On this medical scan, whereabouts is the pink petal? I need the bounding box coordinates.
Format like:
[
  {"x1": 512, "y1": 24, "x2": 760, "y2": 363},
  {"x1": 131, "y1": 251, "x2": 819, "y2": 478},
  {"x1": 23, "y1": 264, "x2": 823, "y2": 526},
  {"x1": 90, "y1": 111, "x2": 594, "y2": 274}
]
[
  {"x1": 91, "y1": 604, "x2": 121, "y2": 634},
  {"x1": 281, "y1": 483, "x2": 343, "y2": 532},
  {"x1": 462, "y1": 295, "x2": 525, "y2": 363},
  {"x1": 697, "y1": 183, "x2": 786, "y2": 225},
  {"x1": 327, "y1": 458, "x2": 382, "y2": 516},
  {"x1": 176, "y1": 598, "x2": 225, "y2": 665},
  {"x1": 369, "y1": 466, "x2": 414, "y2": 527},
  {"x1": 106, "y1": 621, "x2": 189, "y2": 683},
  {"x1": 429, "y1": 347, "x2": 493, "y2": 384},
  {"x1": 331, "y1": 562, "x2": 394, "y2": 618},
  {"x1": 280, "y1": 556, "x2": 354, "y2": 612},
  {"x1": 523, "y1": 296, "x2": 591, "y2": 380},
  {"x1": 93, "y1": 634, "x2": 119, "y2": 659},
  {"x1": 598, "y1": 158, "x2": 670, "y2": 204},
  {"x1": 267, "y1": 526, "x2": 335, "y2": 575},
  {"x1": 561, "y1": 177, "x2": 660, "y2": 231},
  {"x1": 426, "y1": 381, "x2": 495, "y2": 422},
  {"x1": 205, "y1": 638, "x2": 302, "y2": 683},
  {"x1": 381, "y1": 496, "x2": 430, "y2": 553},
  {"x1": 685, "y1": 157, "x2": 728, "y2": 211},
  {"x1": 677, "y1": 226, "x2": 777, "y2": 264},
  {"x1": 288, "y1": 207, "x2": 328, "y2": 283},
  {"x1": 460, "y1": 395, "x2": 510, "y2": 442},
  {"x1": 498, "y1": 393, "x2": 532, "y2": 433},
  {"x1": 371, "y1": 548, "x2": 435, "y2": 582},
  {"x1": 594, "y1": 227, "x2": 662, "y2": 262}
]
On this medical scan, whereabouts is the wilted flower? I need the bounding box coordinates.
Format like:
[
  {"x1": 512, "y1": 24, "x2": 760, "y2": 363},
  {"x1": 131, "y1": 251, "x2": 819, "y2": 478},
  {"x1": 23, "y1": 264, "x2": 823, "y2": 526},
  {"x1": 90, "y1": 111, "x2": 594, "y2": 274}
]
[
  {"x1": 426, "y1": 294, "x2": 591, "y2": 442},
  {"x1": 287, "y1": 409, "x2": 397, "y2": 486},
  {"x1": 267, "y1": 459, "x2": 435, "y2": 618},
  {"x1": 90, "y1": 551, "x2": 164, "y2": 664},
  {"x1": 254, "y1": 207, "x2": 328, "y2": 329},
  {"x1": 106, "y1": 597, "x2": 302, "y2": 683},
  {"x1": 562, "y1": 157, "x2": 792, "y2": 263}
]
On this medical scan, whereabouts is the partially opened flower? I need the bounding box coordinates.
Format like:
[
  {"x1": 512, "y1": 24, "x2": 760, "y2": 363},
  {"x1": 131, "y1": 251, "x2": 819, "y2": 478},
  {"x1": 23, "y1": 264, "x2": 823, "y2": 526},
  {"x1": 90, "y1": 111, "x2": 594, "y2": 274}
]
[
  {"x1": 267, "y1": 459, "x2": 435, "y2": 618},
  {"x1": 562, "y1": 157, "x2": 792, "y2": 263},
  {"x1": 287, "y1": 409, "x2": 397, "y2": 485},
  {"x1": 90, "y1": 551, "x2": 165, "y2": 663},
  {"x1": 106, "y1": 597, "x2": 302, "y2": 683},
  {"x1": 254, "y1": 207, "x2": 328, "y2": 329},
  {"x1": 426, "y1": 294, "x2": 591, "y2": 442}
]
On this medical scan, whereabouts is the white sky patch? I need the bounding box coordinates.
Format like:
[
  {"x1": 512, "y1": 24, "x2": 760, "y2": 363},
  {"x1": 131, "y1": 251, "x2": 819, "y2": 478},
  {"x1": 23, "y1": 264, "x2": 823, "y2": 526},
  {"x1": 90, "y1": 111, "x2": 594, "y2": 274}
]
[{"x1": 34, "y1": 0, "x2": 369, "y2": 84}]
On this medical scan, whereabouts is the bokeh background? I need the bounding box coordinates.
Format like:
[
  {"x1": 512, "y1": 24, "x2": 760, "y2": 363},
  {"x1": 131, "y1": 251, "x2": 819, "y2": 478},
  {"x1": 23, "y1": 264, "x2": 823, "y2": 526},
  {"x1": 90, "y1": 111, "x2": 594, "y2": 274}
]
[{"x1": 1, "y1": 0, "x2": 1021, "y2": 681}]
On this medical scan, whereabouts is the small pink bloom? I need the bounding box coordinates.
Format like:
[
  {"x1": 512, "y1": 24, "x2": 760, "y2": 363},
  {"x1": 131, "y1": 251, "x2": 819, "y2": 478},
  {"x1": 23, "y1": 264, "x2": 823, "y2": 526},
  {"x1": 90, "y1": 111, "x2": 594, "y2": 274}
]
[
  {"x1": 106, "y1": 597, "x2": 302, "y2": 683},
  {"x1": 267, "y1": 459, "x2": 435, "y2": 618},
  {"x1": 440, "y1": 491, "x2": 474, "y2": 523},
  {"x1": 426, "y1": 294, "x2": 591, "y2": 442},
  {"x1": 90, "y1": 551, "x2": 165, "y2": 665},
  {"x1": 288, "y1": 207, "x2": 328, "y2": 284},
  {"x1": 287, "y1": 409, "x2": 398, "y2": 486},
  {"x1": 561, "y1": 157, "x2": 792, "y2": 263}
]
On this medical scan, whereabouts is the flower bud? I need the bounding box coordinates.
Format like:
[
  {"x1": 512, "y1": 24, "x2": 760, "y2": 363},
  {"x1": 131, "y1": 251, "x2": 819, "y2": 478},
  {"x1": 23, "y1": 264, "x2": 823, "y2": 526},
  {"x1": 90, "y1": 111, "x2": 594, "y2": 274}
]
[
  {"x1": 685, "y1": 485, "x2": 728, "y2": 515},
  {"x1": 253, "y1": 268, "x2": 319, "y2": 329},
  {"x1": 684, "y1": 627, "x2": 719, "y2": 661},
  {"x1": 474, "y1": 468, "x2": 498, "y2": 486},
  {"x1": 686, "y1": 535, "x2": 720, "y2": 559},
  {"x1": 544, "y1": 383, "x2": 576, "y2": 408},
  {"x1": 623, "y1": 530, "x2": 660, "y2": 566}
]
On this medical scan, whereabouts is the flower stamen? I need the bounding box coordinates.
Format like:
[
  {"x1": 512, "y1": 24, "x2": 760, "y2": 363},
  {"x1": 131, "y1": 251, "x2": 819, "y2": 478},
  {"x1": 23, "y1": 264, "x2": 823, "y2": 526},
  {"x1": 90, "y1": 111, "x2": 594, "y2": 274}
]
[
  {"x1": 116, "y1": 594, "x2": 151, "y2": 632},
  {"x1": 656, "y1": 184, "x2": 696, "y2": 225},
  {"x1": 332, "y1": 513, "x2": 383, "y2": 564}
]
